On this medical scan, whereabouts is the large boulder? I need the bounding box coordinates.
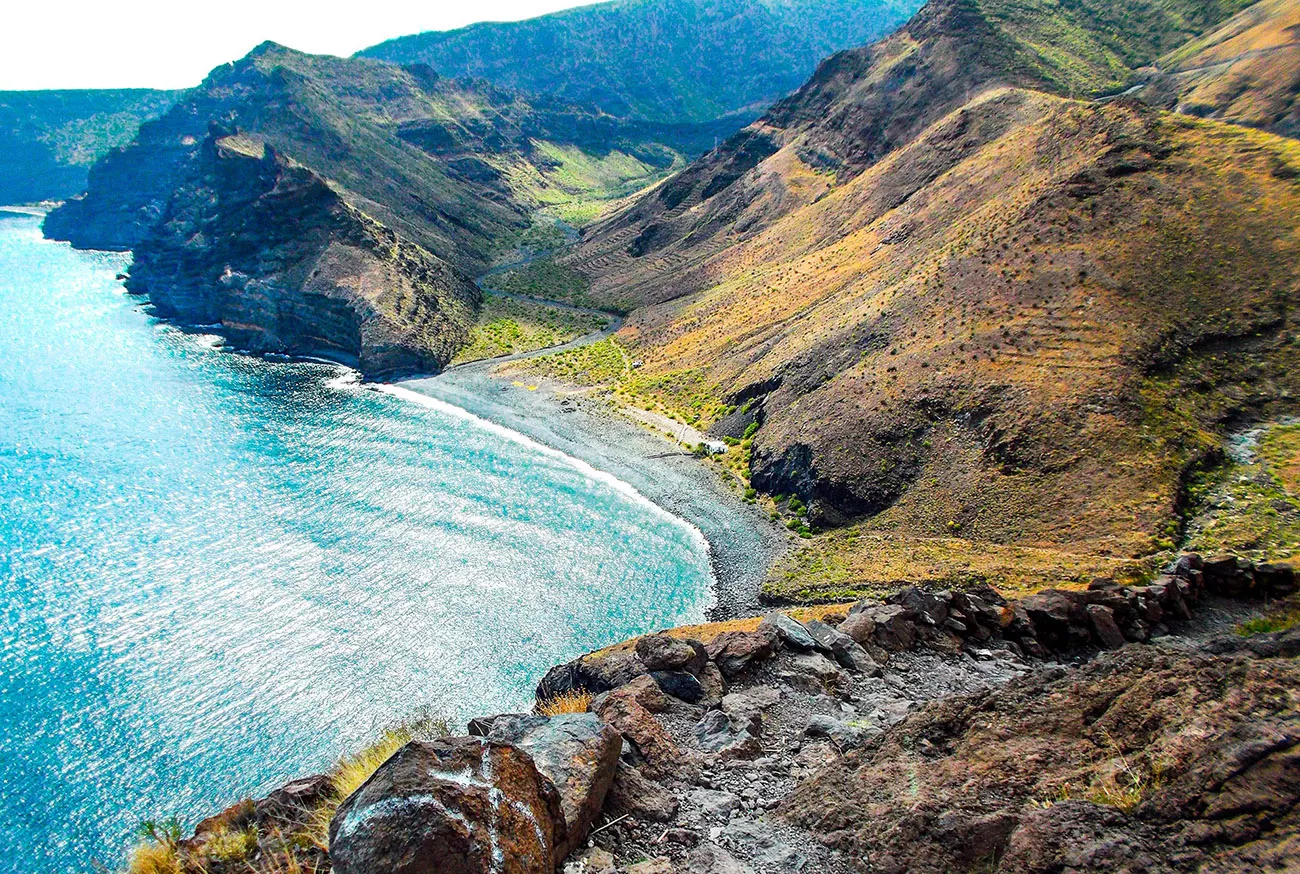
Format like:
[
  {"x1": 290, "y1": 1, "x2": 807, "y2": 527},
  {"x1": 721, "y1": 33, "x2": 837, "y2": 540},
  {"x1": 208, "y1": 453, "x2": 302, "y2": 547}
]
[
  {"x1": 706, "y1": 628, "x2": 778, "y2": 677},
  {"x1": 329, "y1": 736, "x2": 563, "y2": 874},
  {"x1": 636, "y1": 634, "x2": 706, "y2": 673},
  {"x1": 605, "y1": 763, "x2": 680, "y2": 822},
  {"x1": 596, "y1": 686, "x2": 693, "y2": 780},
  {"x1": 805, "y1": 619, "x2": 881, "y2": 675},
  {"x1": 483, "y1": 714, "x2": 623, "y2": 859},
  {"x1": 758, "y1": 613, "x2": 820, "y2": 651},
  {"x1": 850, "y1": 603, "x2": 917, "y2": 652},
  {"x1": 1019, "y1": 589, "x2": 1091, "y2": 652},
  {"x1": 537, "y1": 651, "x2": 647, "y2": 700}
]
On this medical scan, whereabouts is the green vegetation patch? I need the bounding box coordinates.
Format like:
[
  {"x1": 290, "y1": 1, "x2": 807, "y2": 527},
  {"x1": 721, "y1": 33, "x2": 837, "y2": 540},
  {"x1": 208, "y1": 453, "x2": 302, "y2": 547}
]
[
  {"x1": 979, "y1": 0, "x2": 1258, "y2": 96},
  {"x1": 494, "y1": 139, "x2": 682, "y2": 227},
  {"x1": 1237, "y1": 596, "x2": 1300, "y2": 636},
  {"x1": 452, "y1": 293, "x2": 607, "y2": 364},
  {"x1": 1183, "y1": 420, "x2": 1300, "y2": 563},
  {"x1": 503, "y1": 337, "x2": 632, "y2": 385},
  {"x1": 485, "y1": 258, "x2": 603, "y2": 310}
]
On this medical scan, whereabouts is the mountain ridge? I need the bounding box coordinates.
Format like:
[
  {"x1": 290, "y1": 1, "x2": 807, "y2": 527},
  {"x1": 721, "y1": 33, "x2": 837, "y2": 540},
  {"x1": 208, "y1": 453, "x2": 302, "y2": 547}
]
[{"x1": 359, "y1": 0, "x2": 921, "y2": 125}]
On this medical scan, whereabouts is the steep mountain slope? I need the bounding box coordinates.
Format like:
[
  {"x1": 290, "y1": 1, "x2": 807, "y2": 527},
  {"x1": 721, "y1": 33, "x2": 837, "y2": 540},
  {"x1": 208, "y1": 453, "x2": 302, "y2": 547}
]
[
  {"x1": 0, "y1": 89, "x2": 177, "y2": 204},
  {"x1": 542, "y1": 0, "x2": 1300, "y2": 594},
  {"x1": 1130, "y1": 0, "x2": 1300, "y2": 137},
  {"x1": 359, "y1": 0, "x2": 920, "y2": 125},
  {"x1": 43, "y1": 44, "x2": 688, "y2": 374}
]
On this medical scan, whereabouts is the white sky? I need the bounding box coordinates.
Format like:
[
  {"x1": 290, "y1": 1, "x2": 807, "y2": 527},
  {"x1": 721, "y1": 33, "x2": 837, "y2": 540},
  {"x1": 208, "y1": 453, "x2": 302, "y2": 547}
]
[{"x1": 0, "y1": 0, "x2": 596, "y2": 90}]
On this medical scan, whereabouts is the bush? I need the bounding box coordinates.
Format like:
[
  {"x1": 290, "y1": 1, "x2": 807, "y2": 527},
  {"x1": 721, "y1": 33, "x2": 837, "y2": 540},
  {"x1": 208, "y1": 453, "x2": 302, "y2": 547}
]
[{"x1": 743, "y1": 422, "x2": 759, "y2": 439}]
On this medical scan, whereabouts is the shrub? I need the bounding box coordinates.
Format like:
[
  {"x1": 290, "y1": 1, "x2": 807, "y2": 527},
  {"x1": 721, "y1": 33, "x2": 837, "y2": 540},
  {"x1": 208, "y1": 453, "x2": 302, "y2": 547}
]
[
  {"x1": 202, "y1": 825, "x2": 259, "y2": 862},
  {"x1": 1237, "y1": 598, "x2": 1300, "y2": 636},
  {"x1": 743, "y1": 422, "x2": 759, "y2": 439}
]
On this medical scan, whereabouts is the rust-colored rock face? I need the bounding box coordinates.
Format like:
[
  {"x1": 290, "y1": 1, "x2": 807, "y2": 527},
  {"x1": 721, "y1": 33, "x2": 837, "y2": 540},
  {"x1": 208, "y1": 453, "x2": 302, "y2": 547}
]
[
  {"x1": 329, "y1": 737, "x2": 563, "y2": 874},
  {"x1": 782, "y1": 643, "x2": 1300, "y2": 873}
]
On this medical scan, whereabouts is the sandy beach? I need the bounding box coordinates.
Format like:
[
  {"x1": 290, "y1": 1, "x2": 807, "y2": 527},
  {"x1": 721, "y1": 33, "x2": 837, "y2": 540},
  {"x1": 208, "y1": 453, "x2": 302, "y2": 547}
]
[{"x1": 397, "y1": 367, "x2": 792, "y2": 619}]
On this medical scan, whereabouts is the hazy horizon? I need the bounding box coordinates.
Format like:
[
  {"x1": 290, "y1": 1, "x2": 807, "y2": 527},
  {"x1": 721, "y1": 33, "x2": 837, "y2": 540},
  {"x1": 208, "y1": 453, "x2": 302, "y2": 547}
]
[{"x1": 0, "y1": 0, "x2": 595, "y2": 91}]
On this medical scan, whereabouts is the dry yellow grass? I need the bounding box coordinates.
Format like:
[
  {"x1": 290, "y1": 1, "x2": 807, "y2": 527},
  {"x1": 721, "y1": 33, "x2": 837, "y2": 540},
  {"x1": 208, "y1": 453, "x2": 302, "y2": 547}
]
[
  {"x1": 126, "y1": 842, "x2": 179, "y2": 874},
  {"x1": 586, "y1": 602, "x2": 855, "y2": 662},
  {"x1": 302, "y1": 711, "x2": 449, "y2": 851},
  {"x1": 536, "y1": 689, "x2": 594, "y2": 715}
]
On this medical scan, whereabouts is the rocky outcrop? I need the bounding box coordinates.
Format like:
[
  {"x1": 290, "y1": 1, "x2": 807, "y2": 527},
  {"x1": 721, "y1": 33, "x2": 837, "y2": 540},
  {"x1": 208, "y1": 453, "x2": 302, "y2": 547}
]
[
  {"x1": 329, "y1": 736, "x2": 563, "y2": 874},
  {"x1": 128, "y1": 554, "x2": 1292, "y2": 874},
  {"x1": 476, "y1": 714, "x2": 623, "y2": 860},
  {"x1": 782, "y1": 638, "x2": 1300, "y2": 873},
  {"x1": 122, "y1": 129, "x2": 478, "y2": 376}
]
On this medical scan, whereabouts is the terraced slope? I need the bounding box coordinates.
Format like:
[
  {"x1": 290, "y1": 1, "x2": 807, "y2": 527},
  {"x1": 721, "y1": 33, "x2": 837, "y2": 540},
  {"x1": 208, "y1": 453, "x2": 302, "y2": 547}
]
[
  {"x1": 360, "y1": 0, "x2": 920, "y2": 126},
  {"x1": 550, "y1": 0, "x2": 1300, "y2": 596}
]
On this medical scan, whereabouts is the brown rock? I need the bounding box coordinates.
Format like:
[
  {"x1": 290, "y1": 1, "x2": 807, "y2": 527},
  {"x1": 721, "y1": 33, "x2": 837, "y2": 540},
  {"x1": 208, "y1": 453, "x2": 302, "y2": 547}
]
[
  {"x1": 837, "y1": 611, "x2": 875, "y2": 644},
  {"x1": 635, "y1": 634, "x2": 704, "y2": 673},
  {"x1": 605, "y1": 763, "x2": 680, "y2": 822},
  {"x1": 706, "y1": 629, "x2": 777, "y2": 677},
  {"x1": 607, "y1": 674, "x2": 670, "y2": 713},
  {"x1": 782, "y1": 645, "x2": 1300, "y2": 873},
  {"x1": 596, "y1": 688, "x2": 691, "y2": 780},
  {"x1": 483, "y1": 714, "x2": 622, "y2": 859},
  {"x1": 329, "y1": 736, "x2": 562, "y2": 874},
  {"x1": 858, "y1": 604, "x2": 917, "y2": 651},
  {"x1": 1085, "y1": 605, "x2": 1126, "y2": 650}
]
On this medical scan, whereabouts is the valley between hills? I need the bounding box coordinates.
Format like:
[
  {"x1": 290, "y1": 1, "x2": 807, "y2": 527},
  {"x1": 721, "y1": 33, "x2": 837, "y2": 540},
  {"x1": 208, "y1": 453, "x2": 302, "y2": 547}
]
[{"x1": 5, "y1": 0, "x2": 1300, "y2": 871}]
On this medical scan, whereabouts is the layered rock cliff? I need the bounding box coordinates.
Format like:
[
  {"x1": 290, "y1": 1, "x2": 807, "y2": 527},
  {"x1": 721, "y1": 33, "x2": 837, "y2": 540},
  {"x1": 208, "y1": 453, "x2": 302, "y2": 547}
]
[{"x1": 128, "y1": 130, "x2": 478, "y2": 375}]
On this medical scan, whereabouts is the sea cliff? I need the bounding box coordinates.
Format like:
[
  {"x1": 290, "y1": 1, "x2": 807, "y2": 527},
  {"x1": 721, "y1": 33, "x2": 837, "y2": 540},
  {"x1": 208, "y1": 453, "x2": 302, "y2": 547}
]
[{"x1": 127, "y1": 129, "x2": 478, "y2": 375}]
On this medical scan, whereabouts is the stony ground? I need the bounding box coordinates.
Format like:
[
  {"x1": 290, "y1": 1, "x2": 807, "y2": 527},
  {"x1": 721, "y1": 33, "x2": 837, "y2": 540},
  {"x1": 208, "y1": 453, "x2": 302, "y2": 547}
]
[
  {"x1": 571, "y1": 639, "x2": 1037, "y2": 873},
  {"x1": 564, "y1": 585, "x2": 1277, "y2": 874}
]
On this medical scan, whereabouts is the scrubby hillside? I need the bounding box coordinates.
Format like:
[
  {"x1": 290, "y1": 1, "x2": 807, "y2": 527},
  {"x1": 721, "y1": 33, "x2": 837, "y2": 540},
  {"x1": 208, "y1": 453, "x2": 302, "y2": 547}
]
[
  {"x1": 539, "y1": 0, "x2": 1300, "y2": 597},
  {"x1": 0, "y1": 89, "x2": 177, "y2": 204},
  {"x1": 360, "y1": 0, "x2": 920, "y2": 126},
  {"x1": 45, "y1": 43, "x2": 686, "y2": 268}
]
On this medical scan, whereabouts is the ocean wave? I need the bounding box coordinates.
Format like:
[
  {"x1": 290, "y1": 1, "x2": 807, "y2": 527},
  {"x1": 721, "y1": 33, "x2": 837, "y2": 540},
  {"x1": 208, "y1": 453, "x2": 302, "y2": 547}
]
[{"x1": 374, "y1": 382, "x2": 716, "y2": 571}]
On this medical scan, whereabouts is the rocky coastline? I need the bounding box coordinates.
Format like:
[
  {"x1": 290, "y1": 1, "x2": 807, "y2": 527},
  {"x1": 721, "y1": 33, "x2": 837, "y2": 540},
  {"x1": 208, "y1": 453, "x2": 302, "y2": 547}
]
[{"x1": 141, "y1": 551, "x2": 1298, "y2": 873}]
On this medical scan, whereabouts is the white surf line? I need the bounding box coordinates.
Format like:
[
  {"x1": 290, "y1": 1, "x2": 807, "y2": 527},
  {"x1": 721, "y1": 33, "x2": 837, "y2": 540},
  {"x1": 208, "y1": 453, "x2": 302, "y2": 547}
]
[{"x1": 374, "y1": 381, "x2": 716, "y2": 567}]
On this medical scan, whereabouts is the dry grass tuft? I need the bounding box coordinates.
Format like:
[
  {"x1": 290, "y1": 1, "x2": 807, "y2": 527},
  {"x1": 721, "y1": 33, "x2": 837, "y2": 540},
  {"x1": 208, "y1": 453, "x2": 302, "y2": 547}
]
[
  {"x1": 302, "y1": 708, "x2": 450, "y2": 851},
  {"x1": 126, "y1": 841, "x2": 180, "y2": 874},
  {"x1": 536, "y1": 690, "x2": 594, "y2": 716}
]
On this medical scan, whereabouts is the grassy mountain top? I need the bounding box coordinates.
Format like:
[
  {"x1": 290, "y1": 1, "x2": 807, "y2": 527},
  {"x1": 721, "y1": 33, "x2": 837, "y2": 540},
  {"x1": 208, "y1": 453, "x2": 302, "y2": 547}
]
[
  {"x1": 359, "y1": 0, "x2": 921, "y2": 125},
  {"x1": 46, "y1": 43, "x2": 690, "y2": 271},
  {"x1": 0, "y1": 89, "x2": 178, "y2": 204}
]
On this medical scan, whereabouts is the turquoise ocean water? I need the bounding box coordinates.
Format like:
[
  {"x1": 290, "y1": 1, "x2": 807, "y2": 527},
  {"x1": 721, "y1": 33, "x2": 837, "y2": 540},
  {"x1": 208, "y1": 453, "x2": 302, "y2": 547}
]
[{"x1": 0, "y1": 211, "x2": 713, "y2": 871}]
